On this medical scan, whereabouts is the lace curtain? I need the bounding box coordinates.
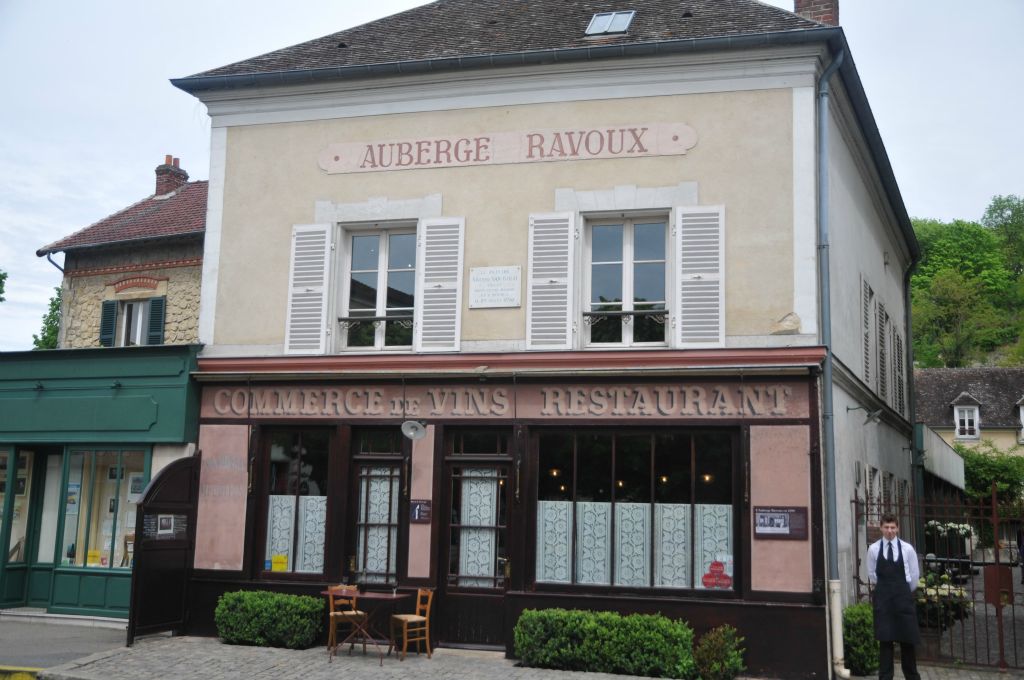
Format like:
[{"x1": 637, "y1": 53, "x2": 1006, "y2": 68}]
[
  {"x1": 266, "y1": 494, "x2": 326, "y2": 573},
  {"x1": 694, "y1": 503, "x2": 733, "y2": 590},
  {"x1": 356, "y1": 466, "x2": 399, "y2": 583},
  {"x1": 457, "y1": 468, "x2": 498, "y2": 587},
  {"x1": 536, "y1": 500, "x2": 571, "y2": 583}
]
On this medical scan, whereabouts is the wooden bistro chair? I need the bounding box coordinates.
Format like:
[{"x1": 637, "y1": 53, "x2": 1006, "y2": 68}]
[
  {"x1": 327, "y1": 585, "x2": 370, "y2": 662},
  {"x1": 389, "y1": 587, "x2": 434, "y2": 661}
]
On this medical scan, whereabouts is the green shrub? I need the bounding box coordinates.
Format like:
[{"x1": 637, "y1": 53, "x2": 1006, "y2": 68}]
[
  {"x1": 513, "y1": 608, "x2": 696, "y2": 679},
  {"x1": 694, "y1": 624, "x2": 746, "y2": 680},
  {"x1": 842, "y1": 602, "x2": 878, "y2": 676},
  {"x1": 215, "y1": 590, "x2": 324, "y2": 649}
]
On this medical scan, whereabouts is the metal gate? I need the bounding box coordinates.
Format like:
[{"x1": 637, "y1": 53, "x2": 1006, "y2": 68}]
[
  {"x1": 853, "y1": 486, "x2": 1024, "y2": 670},
  {"x1": 126, "y1": 454, "x2": 199, "y2": 645}
]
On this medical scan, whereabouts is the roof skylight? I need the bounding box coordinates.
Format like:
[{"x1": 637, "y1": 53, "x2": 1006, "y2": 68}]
[{"x1": 585, "y1": 10, "x2": 635, "y2": 35}]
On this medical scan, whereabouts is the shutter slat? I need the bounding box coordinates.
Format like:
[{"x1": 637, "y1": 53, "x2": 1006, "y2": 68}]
[
  {"x1": 99, "y1": 300, "x2": 117, "y2": 347},
  {"x1": 414, "y1": 217, "x2": 464, "y2": 352},
  {"x1": 146, "y1": 296, "x2": 166, "y2": 346},
  {"x1": 527, "y1": 212, "x2": 575, "y2": 350},
  {"x1": 674, "y1": 206, "x2": 724, "y2": 347},
  {"x1": 284, "y1": 224, "x2": 332, "y2": 354}
]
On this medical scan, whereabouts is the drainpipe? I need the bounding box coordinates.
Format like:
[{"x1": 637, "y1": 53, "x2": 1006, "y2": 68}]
[{"x1": 815, "y1": 48, "x2": 850, "y2": 680}]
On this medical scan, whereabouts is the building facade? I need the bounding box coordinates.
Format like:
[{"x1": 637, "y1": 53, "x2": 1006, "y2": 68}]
[
  {"x1": 916, "y1": 367, "x2": 1024, "y2": 452},
  {"x1": 172, "y1": 1, "x2": 918, "y2": 675},
  {"x1": 0, "y1": 159, "x2": 205, "y2": 617}
]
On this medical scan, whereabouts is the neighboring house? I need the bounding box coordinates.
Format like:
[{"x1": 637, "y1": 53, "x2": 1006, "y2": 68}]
[
  {"x1": 916, "y1": 367, "x2": 1024, "y2": 451},
  {"x1": 169, "y1": 0, "x2": 917, "y2": 676},
  {"x1": 0, "y1": 158, "x2": 204, "y2": 618},
  {"x1": 37, "y1": 156, "x2": 206, "y2": 349}
]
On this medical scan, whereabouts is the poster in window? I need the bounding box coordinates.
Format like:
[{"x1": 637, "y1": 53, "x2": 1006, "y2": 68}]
[
  {"x1": 107, "y1": 466, "x2": 124, "y2": 481},
  {"x1": 66, "y1": 482, "x2": 81, "y2": 514},
  {"x1": 127, "y1": 473, "x2": 145, "y2": 503},
  {"x1": 14, "y1": 476, "x2": 27, "y2": 496},
  {"x1": 108, "y1": 497, "x2": 117, "y2": 513}
]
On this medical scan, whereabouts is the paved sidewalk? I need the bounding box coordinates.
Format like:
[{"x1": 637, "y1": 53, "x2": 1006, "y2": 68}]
[{"x1": 35, "y1": 635, "x2": 1024, "y2": 680}]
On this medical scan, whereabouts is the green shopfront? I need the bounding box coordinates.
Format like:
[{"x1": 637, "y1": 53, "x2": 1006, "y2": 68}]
[{"x1": 0, "y1": 345, "x2": 200, "y2": 617}]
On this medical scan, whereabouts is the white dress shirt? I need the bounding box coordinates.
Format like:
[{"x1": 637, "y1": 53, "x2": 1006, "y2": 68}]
[{"x1": 867, "y1": 537, "x2": 920, "y2": 591}]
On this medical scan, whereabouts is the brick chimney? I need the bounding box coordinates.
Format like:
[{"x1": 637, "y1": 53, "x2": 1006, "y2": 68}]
[
  {"x1": 794, "y1": 0, "x2": 838, "y2": 26},
  {"x1": 155, "y1": 154, "x2": 189, "y2": 195}
]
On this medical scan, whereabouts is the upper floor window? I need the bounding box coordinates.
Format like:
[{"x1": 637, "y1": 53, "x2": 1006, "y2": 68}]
[
  {"x1": 284, "y1": 218, "x2": 464, "y2": 355},
  {"x1": 585, "y1": 219, "x2": 667, "y2": 347},
  {"x1": 526, "y1": 206, "x2": 724, "y2": 351},
  {"x1": 99, "y1": 297, "x2": 165, "y2": 347},
  {"x1": 955, "y1": 406, "x2": 979, "y2": 439},
  {"x1": 340, "y1": 230, "x2": 416, "y2": 350},
  {"x1": 585, "y1": 10, "x2": 635, "y2": 35}
]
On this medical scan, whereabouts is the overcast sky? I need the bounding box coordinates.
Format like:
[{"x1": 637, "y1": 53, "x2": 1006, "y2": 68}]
[{"x1": 1, "y1": 0, "x2": 1021, "y2": 351}]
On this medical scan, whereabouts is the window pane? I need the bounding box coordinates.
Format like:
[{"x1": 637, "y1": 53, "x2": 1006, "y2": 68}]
[
  {"x1": 654, "y1": 434, "x2": 692, "y2": 587},
  {"x1": 589, "y1": 314, "x2": 623, "y2": 344},
  {"x1": 388, "y1": 233, "x2": 416, "y2": 270},
  {"x1": 614, "y1": 436, "x2": 652, "y2": 587},
  {"x1": 356, "y1": 430, "x2": 401, "y2": 455},
  {"x1": 454, "y1": 431, "x2": 509, "y2": 455},
  {"x1": 592, "y1": 225, "x2": 623, "y2": 262},
  {"x1": 576, "y1": 434, "x2": 611, "y2": 502},
  {"x1": 265, "y1": 431, "x2": 328, "y2": 574},
  {"x1": 575, "y1": 434, "x2": 611, "y2": 586},
  {"x1": 615, "y1": 435, "x2": 651, "y2": 503},
  {"x1": 633, "y1": 262, "x2": 665, "y2": 303},
  {"x1": 607, "y1": 10, "x2": 634, "y2": 32},
  {"x1": 384, "y1": 320, "x2": 413, "y2": 346},
  {"x1": 634, "y1": 223, "x2": 665, "y2": 260},
  {"x1": 114, "y1": 452, "x2": 145, "y2": 568},
  {"x1": 61, "y1": 452, "x2": 85, "y2": 566},
  {"x1": 356, "y1": 465, "x2": 399, "y2": 584},
  {"x1": 694, "y1": 433, "x2": 733, "y2": 591},
  {"x1": 451, "y1": 467, "x2": 506, "y2": 588},
  {"x1": 351, "y1": 234, "x2": 380, "y2": 271},
  {"x1": 633, "y1": 303, "x2": 667, "y2": 343},
  {"x1": 386, "y1": 271, "x2": 415, "y2": 309},
  {"x1": 36, "y1": 455, "x2": 62, "y2": 563},
  {"x1": 346, "y1": 310, "x2": 376, "y2": 347},
  {"x1": 591, "y1": 264, "x2": 622, "y2": 304},
  {"x1": 538, "y1": 434, "x2": 572, "y2": 501},
  {"x1": 537, "y1": 434, "x2": 572, "y2": 583},
  {"x1": 84, "y1": 451, "x2": 120, "y2": 568},
  {"x1": 5, "y1": 452, "x2": 33, "y2": 563},
  {"x1": 587, "y1": 12, "x2": 613, "y2": 34},
  {"x1": 349, "y1": 273, "x2": 378, "y2": 310}
]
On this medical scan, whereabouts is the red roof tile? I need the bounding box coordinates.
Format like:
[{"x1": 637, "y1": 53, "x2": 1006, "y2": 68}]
[{"x1": 37, "y1": 181, "x2": 207, "y2": 256}]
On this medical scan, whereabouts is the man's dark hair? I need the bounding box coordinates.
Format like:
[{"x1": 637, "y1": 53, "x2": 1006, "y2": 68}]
[{"x1": 880, "y1": 513, "x2": 899, "y2": 526}]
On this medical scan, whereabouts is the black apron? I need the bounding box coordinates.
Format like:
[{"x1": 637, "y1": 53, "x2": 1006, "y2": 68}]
[{"x1": 873, "y1": 539, "x2": 920, "y2": 645}]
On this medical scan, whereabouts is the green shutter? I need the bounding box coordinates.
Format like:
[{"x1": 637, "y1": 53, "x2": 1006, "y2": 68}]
[
  {"x1": 99, "y1": 300, "x2": 117, "y2": 347},
  {"x1": 146, "y1": 297, "x2": 166, "y2": 346}
]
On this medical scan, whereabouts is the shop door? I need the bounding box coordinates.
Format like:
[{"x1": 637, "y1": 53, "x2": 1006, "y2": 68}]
[
  {"x1": 1, "y1": 448, "x2": 62, "y2": 607},
  {"x1": 437, "y1": 458, "x2": 511, "y2": 647}
]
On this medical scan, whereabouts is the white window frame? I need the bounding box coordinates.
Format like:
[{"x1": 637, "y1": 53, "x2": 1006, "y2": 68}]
[
  {"x1": 582, "y1": 215, "x2": 669, "y2": 349},
  {"x1": 336, "y1": 223, "x2": 417, "y2": 352},
  {"x1": 1018, "y1": 405, "x2": 1024, "y2": 443},
  {"x1": 954, "y1": 406, "x2": 980, "y2": 439},
  {"x1": 117, "y1": 299, "x2": 151, "y2": 347}
]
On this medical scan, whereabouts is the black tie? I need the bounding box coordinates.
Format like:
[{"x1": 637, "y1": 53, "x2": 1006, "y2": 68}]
[{"x1": 887, "y1": 541, "x2": 894, "y2": 562}]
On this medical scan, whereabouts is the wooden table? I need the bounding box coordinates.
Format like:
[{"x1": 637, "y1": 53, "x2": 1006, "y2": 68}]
[{"x1": 322, "y1": 589, "x2": 412, "y2": 664}]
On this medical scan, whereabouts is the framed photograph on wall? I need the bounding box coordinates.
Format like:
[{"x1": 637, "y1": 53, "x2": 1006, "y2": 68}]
[
  {"x1": 107, "y1": 466, "x2": 123, "y2": 481},
  {"x1": 15, "y1": 476, "x2": 28, "y2": 496},
  {"x1": 108, "y1": 497, "x2": 117, "y2": 513}
]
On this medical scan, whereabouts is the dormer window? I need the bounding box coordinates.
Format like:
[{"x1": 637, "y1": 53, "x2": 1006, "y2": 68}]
[
  {"x1": 955, "y1": 406, "x2": 979, "y2": 439},
  {"x1": 585, "y1": 10, "x2": 635, "y2": 35}
]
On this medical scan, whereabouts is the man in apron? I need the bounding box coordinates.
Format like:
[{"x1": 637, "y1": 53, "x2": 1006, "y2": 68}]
[{"x1": 868, "y1": 512, "x2": 921, "y2": 680}]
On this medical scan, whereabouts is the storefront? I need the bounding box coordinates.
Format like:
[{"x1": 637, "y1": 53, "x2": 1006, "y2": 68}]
[
  {"x1": 188, "y1": 348, "x2": 828, "y2": 676},
  {"x1": 0, "y1": 345, "x2": 200, "y2": 617}
]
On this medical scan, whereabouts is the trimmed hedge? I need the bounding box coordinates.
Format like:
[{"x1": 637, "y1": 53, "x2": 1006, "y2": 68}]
[
  {"x1": 513, "y1": 608, "x2": 696, "y2": 679},
  {"x1": 842, "y1": 602, "x2": 879, "y2": 676},
  {"x1": 215, "y1": 590, "x2": 324, "y2": 649}
]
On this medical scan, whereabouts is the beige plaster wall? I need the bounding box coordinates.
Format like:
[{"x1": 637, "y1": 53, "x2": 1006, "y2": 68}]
[
  {"x1": 61, "y1": 241, "x2": 202, "y2": 349},
  {"x1": 750, "y1": 425, "x2": 812, "y2": 593},
  {"x1": 936, "y1": 429, "x2": 1022, "y2": 453},
  {"x1": 194, "y1": 424, "x2": 250, "y2": 570},
  {"x1": 214, "y1": 90, "x2": 794, "y2": 346},
  {"x1": 407, "y1": 425, "x2": 436, "y2": 579}
]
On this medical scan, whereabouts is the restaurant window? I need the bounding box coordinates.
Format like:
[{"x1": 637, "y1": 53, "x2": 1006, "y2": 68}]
[
  {"x1": 535, "y1": 431, "x2": 734, "y2": 590},
  {"x1": 446, "y1": 430, "x2": 511, "y2": 589},
  {"x1": 60, "y1": 449, "x2": 148, "y2": 568},
  {"x1": 351, "y1": 429, "x2": 402, "y2": 585},
  {"x1": 264, "y1": 429, "x2": 329, "y2": 574},
  {"x1": 584, "y1": 218, "x2": 668, "y2": 347}
]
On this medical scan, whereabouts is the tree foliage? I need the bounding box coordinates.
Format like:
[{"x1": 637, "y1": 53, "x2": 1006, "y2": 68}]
[
  {"x1": 911, "y1": 195, "x2": 1024, "y2": 367},
  {"x1": 956, "y1": 441, "x2": 1024, "y2": 503},
  {"x1": 32, "y1": 287, "x2": 61, "y2": 350},
  {"x1": 0, "y1": 268, "x2": 6, "y2": 302}
]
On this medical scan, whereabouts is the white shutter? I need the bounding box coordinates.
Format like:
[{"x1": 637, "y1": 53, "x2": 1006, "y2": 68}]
[
  {"x1": 284, "y1": 223, "x2": 332, "y2": 355},
  {"x1": 414, "y1": 217, "x2": 464, "y2": 352},
  {"x1": 673, "y1": 206, "x2": 724, "y2": 347},
  {"x1": 526, "y1": 212, "x2": 575, "y2": 350}
]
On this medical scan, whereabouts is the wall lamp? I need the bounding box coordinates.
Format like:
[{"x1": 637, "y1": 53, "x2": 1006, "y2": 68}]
[{"x1": 847, "y1": 405, "x2": 882, "y2": 424}]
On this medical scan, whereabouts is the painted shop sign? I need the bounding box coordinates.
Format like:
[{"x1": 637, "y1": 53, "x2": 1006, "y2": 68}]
[
  {"x1": 203, "y1": 382, "x2": 806, "y2": 420},
  {"x1": 318, "y1": 122, "x2": 698, "y2": 174}
]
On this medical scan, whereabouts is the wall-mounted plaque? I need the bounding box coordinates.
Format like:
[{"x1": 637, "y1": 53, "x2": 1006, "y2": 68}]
[
  {"x1": 410, "y1": 500, "x2": 432, "y2": 523},
  {"x1": 753, "y1": 506, "x2": 808, "y2": 540},
  {"x1": 469, "y1": 266, "x2": 521, "y2": 309}
]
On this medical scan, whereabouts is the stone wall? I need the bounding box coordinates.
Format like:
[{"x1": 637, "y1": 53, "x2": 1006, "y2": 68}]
[{"x1": 61, "y1": 239, "x2": 202, "y2": 348}]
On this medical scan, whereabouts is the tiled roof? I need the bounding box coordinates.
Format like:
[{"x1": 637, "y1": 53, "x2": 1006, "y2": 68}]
[
  {"x1": 915, "y1": 368, "x2": 1024, "y2": 429},
  {"x1": 37, "y1": 181, "x2": 207, "y2": 255},
  {"x1": 189, "y1": 0, "x2": 824, "y2": 79}
]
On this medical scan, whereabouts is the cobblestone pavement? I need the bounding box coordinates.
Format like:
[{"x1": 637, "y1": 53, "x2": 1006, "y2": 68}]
[{"x1": 35, "y1": 635, "x2": 1024, "y2": 680}]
